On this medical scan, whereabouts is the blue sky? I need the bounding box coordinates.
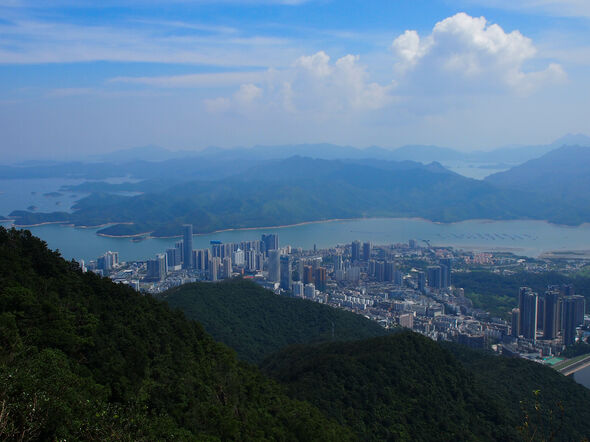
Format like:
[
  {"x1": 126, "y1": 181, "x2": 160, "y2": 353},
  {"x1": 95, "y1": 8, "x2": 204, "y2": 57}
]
[{"x1": 1, "y1": 0, "x2": 589, "y2": 160}]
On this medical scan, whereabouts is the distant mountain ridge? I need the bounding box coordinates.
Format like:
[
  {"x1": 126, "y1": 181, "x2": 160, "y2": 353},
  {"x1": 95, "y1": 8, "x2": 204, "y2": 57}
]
[
  {"x1": 87, "y1": 132, "x2": 590, "y2": 165},
  {"x1": 485, "y1": 145, "x2": 590, "y2": 204}
]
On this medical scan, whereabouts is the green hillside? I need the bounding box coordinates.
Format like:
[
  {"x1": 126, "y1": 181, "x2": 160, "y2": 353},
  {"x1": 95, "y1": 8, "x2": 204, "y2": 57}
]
[
  {"x1": 261, "y1": 332, "x2": 590, "y2": 441},
  {"x1": 0, "y1": 227, "x2": 351, "y2": 441},
  {"x1": 163, "y1": 279, "x2": 389, "y2": 364}
]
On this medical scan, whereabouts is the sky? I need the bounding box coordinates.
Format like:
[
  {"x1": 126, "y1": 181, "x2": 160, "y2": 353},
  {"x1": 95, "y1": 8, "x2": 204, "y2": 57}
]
[{"x1": 1, "y1": 0, "x2": 589, "y2": 160}]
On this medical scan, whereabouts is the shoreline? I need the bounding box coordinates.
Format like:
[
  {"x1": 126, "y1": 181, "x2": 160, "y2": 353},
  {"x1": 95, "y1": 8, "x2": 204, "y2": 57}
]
[
  {"x1": 98, "y1": 231, "x2": 153, "y2": 239},
  {"x1": 7, "y1": 216, "x2": 590, "y2": 240}
]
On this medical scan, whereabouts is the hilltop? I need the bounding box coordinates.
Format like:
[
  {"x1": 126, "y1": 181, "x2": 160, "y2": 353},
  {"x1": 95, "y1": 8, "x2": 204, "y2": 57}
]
[{"x1": 162, "y1": 279, "x2": 388, "y2": 364}]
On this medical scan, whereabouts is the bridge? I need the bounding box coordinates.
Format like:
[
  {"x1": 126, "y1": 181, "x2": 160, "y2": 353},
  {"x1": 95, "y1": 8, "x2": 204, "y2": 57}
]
[{"x1": 553, "y1": 354, "x2": 590, "y2": 376}]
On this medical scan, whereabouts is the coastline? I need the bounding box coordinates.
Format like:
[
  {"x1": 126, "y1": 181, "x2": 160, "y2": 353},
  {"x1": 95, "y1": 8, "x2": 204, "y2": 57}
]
[{"x1": 7, "y1": 216, "x2": 590, "y2": 239}]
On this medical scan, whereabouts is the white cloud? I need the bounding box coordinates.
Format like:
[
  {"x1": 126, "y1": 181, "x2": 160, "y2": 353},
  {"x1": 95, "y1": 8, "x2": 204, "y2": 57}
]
[
  {"x1": 203, "y1": 51, "x2": 395, "y2": 115},
  {"x1": 391, "y1": 12, "x2": 566, "y2": 94}
]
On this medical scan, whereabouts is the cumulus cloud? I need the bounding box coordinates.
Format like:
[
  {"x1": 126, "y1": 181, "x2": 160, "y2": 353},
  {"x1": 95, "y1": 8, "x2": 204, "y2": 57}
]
[
  {"x1": 391, "y1": 12, "x2": 566, "y2": 94},
  {"x1": 204, "y1": 51, "x2": 395, "y2": 115}
]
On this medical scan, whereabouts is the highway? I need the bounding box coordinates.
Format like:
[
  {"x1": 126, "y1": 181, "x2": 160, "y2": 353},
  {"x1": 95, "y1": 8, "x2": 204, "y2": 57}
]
[{"x1": 556, "y1": 355, "x2": 590, "y2": 376}]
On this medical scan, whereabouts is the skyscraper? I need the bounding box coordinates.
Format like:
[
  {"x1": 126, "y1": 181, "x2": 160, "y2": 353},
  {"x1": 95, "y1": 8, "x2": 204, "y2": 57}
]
[
  {"x1": 511, "y1": 308, "x2": 520, "y2": 337},
  {"x1": 262, "y1": 233, "x2": 279, "y2": 256},
  {"x1": 384, "y1": 261, "x2": 395, "y2": 282},
  {"x1": 563, "y1": 296, "x2": 578, "y2": 346},
  {"x1": 362, "y1": 241, "x2": 372, "y2": 261},
  {"x1": 543, "y1": 291, "x2": 559, "y2": 340},
  {"x1": 314, "y1": 266, "x2": 327, "y2": 291},
  {"x1": 518, "y1": 287, "x2": 532, "y2": 333},
  {"x1": 351, "y1": 240, "x2": 361, "y2": 262},
  {"x1": 427, "y1": 266, "x2": 442, "y2": 289},
  {"x1": 267, "y1": 249, "x2": 281, "y2": 283},
  {"x1": 521, "y1": 291, "x2": 538, "y2": 342},
  {"x1": 182, "y1": 224, "x2": 194, "y2": 269},
  {"x1": 440, "y1": 258, "x2": 452, "y2": 287},
  {"x1": 209, "y1": 257, "x2": 221, "y2": 281},
  {"x1": 280, "y1": 255, "x2": 292, "y2": 290}
]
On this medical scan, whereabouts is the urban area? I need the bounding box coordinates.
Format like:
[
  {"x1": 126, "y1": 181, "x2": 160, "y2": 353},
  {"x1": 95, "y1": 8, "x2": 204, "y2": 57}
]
[{"x1": 79, "y1": 225, "x2": 588, "y2": 366}]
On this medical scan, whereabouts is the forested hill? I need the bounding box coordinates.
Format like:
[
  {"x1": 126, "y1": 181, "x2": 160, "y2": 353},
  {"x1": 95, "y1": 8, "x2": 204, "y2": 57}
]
[
  {"x1": 0, "y1": 227, "x2": 350, "y2": 441},
  {"x1": 162, "y1": 279, "x2": 389, "y2": 363},
  {"x1": 262, "y1": 332, "x2": 590, "y2": 441}
]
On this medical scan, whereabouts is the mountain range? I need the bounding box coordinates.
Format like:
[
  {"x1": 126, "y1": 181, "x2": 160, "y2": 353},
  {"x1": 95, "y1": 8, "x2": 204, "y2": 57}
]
[{"x1": 8, "y1": 154, "x2": 590, "y2": 236}]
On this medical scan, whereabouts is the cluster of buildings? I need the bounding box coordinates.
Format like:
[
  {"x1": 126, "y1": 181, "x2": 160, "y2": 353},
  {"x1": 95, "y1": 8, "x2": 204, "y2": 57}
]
[
  {"x1": 79, "y1": 225, "x2": 588, "y2": 360},
  {"x1": 504, "y1": 285, "x2": 586, "y2": 357}
]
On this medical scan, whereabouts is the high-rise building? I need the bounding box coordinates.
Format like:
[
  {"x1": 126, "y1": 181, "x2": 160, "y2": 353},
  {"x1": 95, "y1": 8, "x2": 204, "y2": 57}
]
[
  {"x1": 267, "y1": 249, "x2": 281, "y2": 283},
  {"x1": 384, "y1": 261, "x2": 396, "y2": 282},
  {"x1": 511, "y1": 308, "x2": 520, "y2": 337},
  {"x1": 572, "y1": 295, "x2": 586, "y2": 327},
  {"x1": 374, "y1": 261, "x2": 385, "y2": 282},
  {"x1": 314, "y1": 266, "x2": 327, "y2": 291},
  {"x1": 543, "y1": 291, "x2": 559, "y2": 340},
  {"x1": 368, "y1": 259, "x2": 376, "y2": 278},
  {"x1": 223, "y1": 256, "x2": 232, "y2": 279},
  {"x1": 521, "y1": 291, "x2": 538, "y2": 342},
  {"x1": 292, "y1": 281, "x2": 304, "y2": 298},
  {"x1": 440, "y1": 258, "x2": 452, "y2": 287},
  {"x1": 280, "y1": 255, "x2": 292, "y2": 290},
  {"x1": 261, "y1": 233, "x2": 279, "y2": 256},
  {"x1": 209, "y1": 257, "x2": 221, "y2": 281},
  {"x1": 233, "y1": 248, "x2": 245, "y2": 267},
  {"x1": 535, "y1": 292, "x2": 545, "y2": 331},
  {"x1": 175, "y1": 241, "x2": 184, "y2": 263},
  {"x1": 518, "y1": 287, "x2": 532, "y2": 333},
  {"x1": 417, "y1": 271, "x2": 426, "y2": 292},
  {"x1": 351, "y1": 240, "x2": 361, "y2": 262},
  {"x1": 147, "y1": 253, "x2": 167, "y2": 281},
  {"x1": 195, "y1": 249, "x2": 209, "y2": 271},
  {"x1": 427, "y1": 266, "x2": 442, "y2": 289},
  {"x1": 334, "y1": 254, "x2": 343, "y2": 272},
  {"x1": 303, "y1": 265, "x2": 314, "y2": 284},
  {"x1": 362, "y1": 242, "x2": 372, "y2": 261},
  {"x1": 182, "y1": 224, "x2": 194, "y2": 269},
  {"x1": 399, "y1": 313, "x2": 414, "y2": 329},
  {"x1": 166, "y1": 247, "x2": 181, "y2": 269},
  {"x1": 563, "y1": 296, "x2": 579, "y2": 346},
  {"x1": 304, "y1": 283, "x2": 316, "y2": 299}
]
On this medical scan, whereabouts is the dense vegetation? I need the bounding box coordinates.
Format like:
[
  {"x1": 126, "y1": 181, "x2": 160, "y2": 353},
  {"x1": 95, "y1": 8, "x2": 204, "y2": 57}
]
[
  {"x1": 443, "y1": 343, "x2": 590, "y2": 441},
  {"x1": 261, "y1": 332, "x2": 507, "y2": 441},
  {"x1": 163, "y1": 279, "x2": 389, "y2": 364},
  {"x1": 10, "y1": 156, "x2": 590, "y2": 236},
  {"x1": 453, "y1": 270, "x2": 590, "y2": 318},
  {"x1": 261, "y1": 332, "x2": 590, "y2": 441},
  {"x1": 0, "y1": 227, "x2": 351, "y2": 440}
]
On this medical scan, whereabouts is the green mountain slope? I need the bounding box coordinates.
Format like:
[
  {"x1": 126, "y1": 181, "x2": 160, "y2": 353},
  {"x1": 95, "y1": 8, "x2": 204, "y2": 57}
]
[
  {"x1": 0, "y1": 227, "x2": 351, "y2": 441},
  {"x1": 261, "y1": 332, "x2": 590, "y2": 441},
  {"x1": 162, "y1": 279, "x2": 389, "y2": 364}
]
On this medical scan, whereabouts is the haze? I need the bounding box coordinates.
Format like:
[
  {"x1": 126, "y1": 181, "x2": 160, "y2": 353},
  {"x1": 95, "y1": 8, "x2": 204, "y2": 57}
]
[{"x1": 1, "y1": 0, "x2": 589, "y2": 161}]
